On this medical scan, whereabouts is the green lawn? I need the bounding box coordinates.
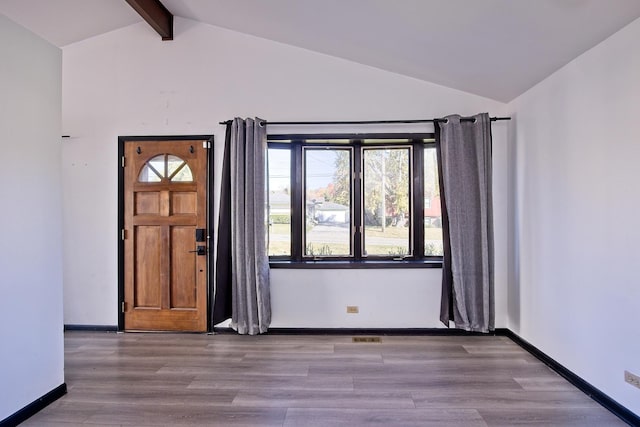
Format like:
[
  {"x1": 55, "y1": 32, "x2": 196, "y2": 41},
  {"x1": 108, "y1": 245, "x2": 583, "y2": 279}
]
[
  {"x1": 269, "y1": 223, "x2": 291, "y2": 234},
  {"x1": 364, "y1": 225, "x2": 442, "y2": 241},
  {"x1": 270, "y1": 223, "x2": 442, "y2": 237},
  {"x1": 268, "y1": 223, "x2": 443, "y2": 256},
  {"x1": 364, "y1": 225, "x2": 407, "y2": 238}
]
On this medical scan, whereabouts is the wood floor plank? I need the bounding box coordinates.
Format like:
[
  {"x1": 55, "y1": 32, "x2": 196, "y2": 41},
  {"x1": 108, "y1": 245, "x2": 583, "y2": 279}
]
[
  {"x1": 19, "y1": 332, "x2": 627, "y2": 426},
  {"x1": 83, "y1": 404, "x2": 287, "y2": 426},
  {"x1": 242, "y1": 352, "x2": 383, "y2": 363},
  {"x1": 19, "y1": 401, "x2": 105, "y2": 425},
  {"x1": 478, "y1": 407, "x2": 628, "y2": 426},
  {"x1": 159, "y1": 362, "x2": 311, "y2": 376},
  {"x1": 232, "y1": 390, "x2": 416, "y2": 409},
  {"x1": 22, "y1": 422, "x2": 117, "y2": 427},
  {"x1": 312, "y1": 361, "x2": 551, "y2": 379},
  {"x1": 61, "y1": 385, "x2": 238, "y2": 406},
  {"x1": 307, "y1": 362, "x2": 394, "y2": 376},
  {"x1": 333, "y1": 343, "x2": 470, "y2": 356},
  {"x1": 462, "y1": 343, "x2": 526, "y2": 354},
  {"x1": 354, "y1": 375, "x2": 523, "y2": 392},
  {"x1": 382, "y1": 352, "x2": 540, "y2": 363},
  {"x1": 513, "y1": 376, "x2": 580, "y2": 391},
  {"x1": 188, "y1": 374, "x2": 354, "y2": 391},
  {"x1": 283, "y1": 408, "x2": 488, "y2": 427},
  {"x1": 412, "y1": 389, "x2": 601, "y2": 409},
  {"x1": 379, "y1": 361, "x2": 554, "y2": 377},
  {"x1": 206, "y1": 343, "x2": 336, "y2": 354}
]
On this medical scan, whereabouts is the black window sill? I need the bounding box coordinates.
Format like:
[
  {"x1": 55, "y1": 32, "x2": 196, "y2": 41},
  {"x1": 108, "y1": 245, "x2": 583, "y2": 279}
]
[{"x1": 269, "y1": 259, "x2": 443, "y2": 269}]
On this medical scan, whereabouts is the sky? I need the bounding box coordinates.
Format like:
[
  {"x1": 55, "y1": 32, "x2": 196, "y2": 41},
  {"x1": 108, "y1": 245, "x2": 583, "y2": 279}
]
[{"x1": 268, "y1": 148, "x2": 343, "y2": 192}]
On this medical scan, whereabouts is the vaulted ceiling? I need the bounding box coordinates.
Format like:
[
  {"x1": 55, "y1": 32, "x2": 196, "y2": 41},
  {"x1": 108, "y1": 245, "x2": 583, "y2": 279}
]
[{"x1": 2, "y1": 0, "x2": 640, "y2": 102}]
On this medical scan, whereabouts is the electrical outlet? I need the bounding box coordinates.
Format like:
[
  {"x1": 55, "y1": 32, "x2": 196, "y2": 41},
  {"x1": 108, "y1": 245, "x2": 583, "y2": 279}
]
[
  {"x1": 625, "y1": 370, "x2": 640, "y2": 389},
  {"x1": 346, "y1": 305, "x2": 359, "y2": 314}
]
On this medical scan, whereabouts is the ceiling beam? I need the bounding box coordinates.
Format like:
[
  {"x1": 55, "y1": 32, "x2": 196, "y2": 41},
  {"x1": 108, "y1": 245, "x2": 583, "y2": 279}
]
[{"x1": 125, "y1": 0, "x2": 173, "y2": 40}]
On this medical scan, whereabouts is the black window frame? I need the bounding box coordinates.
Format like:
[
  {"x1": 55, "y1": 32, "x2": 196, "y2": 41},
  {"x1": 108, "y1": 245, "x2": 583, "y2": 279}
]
[{"x1": 267, "y1": 133, "x2": 443, "y2": 269}]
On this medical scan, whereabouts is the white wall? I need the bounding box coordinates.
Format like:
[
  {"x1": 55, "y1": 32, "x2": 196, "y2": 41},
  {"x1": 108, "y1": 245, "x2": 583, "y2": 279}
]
[
  {"x1": 508, "y1": 17, "x2": 640, "y2": 416},
  {"x1": 61, "y1": 17, "x2": 508, "y2": 328},
  {"x1": 0, "y1": 14, "x2": 64, "y2": 420}
]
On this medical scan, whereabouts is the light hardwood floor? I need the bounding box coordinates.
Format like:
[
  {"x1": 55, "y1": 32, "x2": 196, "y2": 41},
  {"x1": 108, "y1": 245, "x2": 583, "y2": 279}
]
[{"x1": 21, "y1": 332, "x2": 626, "y2": 426}]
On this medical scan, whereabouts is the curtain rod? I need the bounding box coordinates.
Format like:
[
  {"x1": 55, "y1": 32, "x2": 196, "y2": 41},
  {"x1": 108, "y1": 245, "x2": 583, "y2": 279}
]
[{"x1": 219, "y1": 117, "x2": 510, "y2": 126}]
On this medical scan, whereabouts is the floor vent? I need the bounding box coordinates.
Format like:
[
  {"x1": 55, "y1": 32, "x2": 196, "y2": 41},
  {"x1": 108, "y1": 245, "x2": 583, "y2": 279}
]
[{"x1": 352, "y1": 337, "x2": 381, "y2": 343}]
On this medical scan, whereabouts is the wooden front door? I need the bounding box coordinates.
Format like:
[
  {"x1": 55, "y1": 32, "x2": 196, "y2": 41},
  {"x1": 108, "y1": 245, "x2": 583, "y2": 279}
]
[{"x1": 123, "y1": 140, "x2": 208, "y2": 331}]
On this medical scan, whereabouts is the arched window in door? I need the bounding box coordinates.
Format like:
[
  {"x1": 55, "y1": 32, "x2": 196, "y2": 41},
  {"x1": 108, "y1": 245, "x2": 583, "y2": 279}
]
[{"x1": 138, "y1": 154, "x2": 193, "y2": 183}]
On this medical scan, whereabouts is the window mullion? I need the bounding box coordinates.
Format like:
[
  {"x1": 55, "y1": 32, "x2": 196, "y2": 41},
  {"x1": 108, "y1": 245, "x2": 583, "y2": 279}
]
[
  {"x1": 291, "y1": 140, "x2": 304, "y2": 261},
  {"x1": 413, "y1": 140, "x2": 425, "y2": 260},
  {"x1": 353, "y1": 141, "x2": 362, "y2": 260}
]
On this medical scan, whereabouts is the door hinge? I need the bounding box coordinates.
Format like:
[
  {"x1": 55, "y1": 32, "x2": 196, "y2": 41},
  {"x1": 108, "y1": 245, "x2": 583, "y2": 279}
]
[
  {"x1": 121, "y1": 156, "x2": 126, "y2": 167},
  {"x1": 203, "y1": 140, "x2": 211, "y2": 149},
  {"x1": 121, "y1": 229, "x2": 126, "y2": 240},
  {"x1": 121, "y1": 301, "x2": 126, "y2": 313}
]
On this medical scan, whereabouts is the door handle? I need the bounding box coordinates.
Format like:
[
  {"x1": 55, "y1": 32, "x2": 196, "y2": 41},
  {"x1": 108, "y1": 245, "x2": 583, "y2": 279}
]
[{"x1": 189, "y1": 246, "x2": 207, "y2": 255}]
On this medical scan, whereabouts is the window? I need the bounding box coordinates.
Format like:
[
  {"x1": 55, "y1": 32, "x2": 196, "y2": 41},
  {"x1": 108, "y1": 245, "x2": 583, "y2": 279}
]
[
  {"x1": 423, "y1": 146, "x2": 443, "y2": 256},
  {"x1": 267, "y1": 148, "x2": 291, "y2": 256},
  {"x1": 363, "y1": 147, "x2": 411, "y2": 257},
  {"x1": 139, "y1": 154, "x2": 193, "y2": 182},
  {"x1": 267, "y1": 134, "x2": 443, "y2": 266},
  {"x1": 304, "y1": 147, "x2": 352, "y2": 256}
]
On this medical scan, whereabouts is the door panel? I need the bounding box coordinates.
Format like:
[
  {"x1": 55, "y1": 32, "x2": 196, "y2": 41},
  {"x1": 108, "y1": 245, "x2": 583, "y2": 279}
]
[
  {"x1": 134, "y1": 225, "x2": 163, "y2": 308},
  {"x1": 170, "y1": 226, "x2": 197, "y2": 309},
  {"x1": 172, "y1": 192, "x2": 196, "y2": 215},
  {"x1": 124, "y1": 139, "x2": 207, "y2": 331},
  {"x1": 135, "y1": 192, "x2": 160, "y2": 215}
]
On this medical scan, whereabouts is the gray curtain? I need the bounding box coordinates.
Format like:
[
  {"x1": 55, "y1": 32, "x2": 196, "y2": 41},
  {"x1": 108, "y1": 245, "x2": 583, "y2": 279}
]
[
  {"x1": 437, "y1": 113, "x2": 494, "y2": 332},
  {"x1": 229, "y1": 117, "x2": 271, "y2": 335}
]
